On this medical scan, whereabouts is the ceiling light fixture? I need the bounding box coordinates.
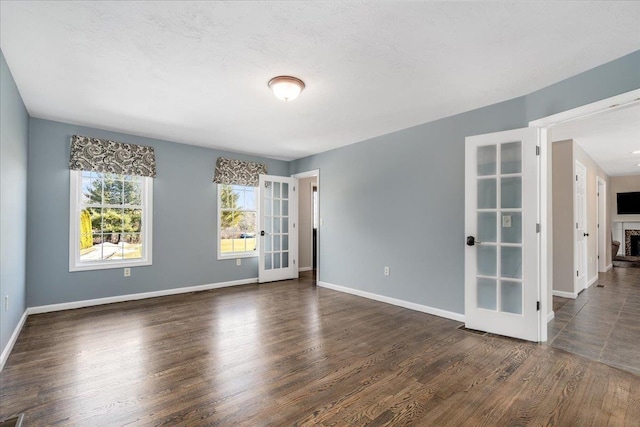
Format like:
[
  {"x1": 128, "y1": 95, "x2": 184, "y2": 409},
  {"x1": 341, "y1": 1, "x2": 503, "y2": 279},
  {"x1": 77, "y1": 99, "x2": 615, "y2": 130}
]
[
  {"x1": 268, "y1": 76, "x2": 305, "y2": 102},
  {"x1": 632, "y1": 150, "x2": 640, "y2": 154}
]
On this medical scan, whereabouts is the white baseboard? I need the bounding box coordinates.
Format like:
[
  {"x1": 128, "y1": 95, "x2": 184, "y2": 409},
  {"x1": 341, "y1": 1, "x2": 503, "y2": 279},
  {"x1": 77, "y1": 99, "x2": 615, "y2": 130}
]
[
  {"x1": 552, "y1": 290, "x2": 577, "y2": 299},
  {"x1": 1, "y1": 310, "x2": 28, "y2": 371},
  {"x1": 547, "y1": 311, "x2": 555, "y2": 323},
  {"x1": 318, "y1": 281, "x2": 465, "y2": 323},
  {"x1": 587, "y1": 275, "x2": 599, "y2": 288},
  {"x1": 28, "y1": 277, "x2": 258, "y2": 315},
  {"x1": 605, "y1": 263, "x2": 613, "y2": 272},
  {"x1": 298, "y1": 267, "x2": 312, "y2": 272}
]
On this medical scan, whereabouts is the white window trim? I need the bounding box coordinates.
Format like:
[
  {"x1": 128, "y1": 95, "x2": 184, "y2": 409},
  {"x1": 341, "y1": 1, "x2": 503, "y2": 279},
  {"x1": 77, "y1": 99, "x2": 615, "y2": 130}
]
[
  {"x1": 69, "y1": 170, "x2": 153, "y2": 272},
  {"x1": 217, "y1": 184, "x2": 258, "y2": 260}
]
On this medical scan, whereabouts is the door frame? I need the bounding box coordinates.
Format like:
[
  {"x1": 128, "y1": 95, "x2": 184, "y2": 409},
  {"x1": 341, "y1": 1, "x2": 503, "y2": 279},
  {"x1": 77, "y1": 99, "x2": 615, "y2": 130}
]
[
  {"x1": 291, "y1": 169, "x2": 320, "y2": 283},
  {"x1": 529, "y1": 88, "x2": 640, "y2": 331}
]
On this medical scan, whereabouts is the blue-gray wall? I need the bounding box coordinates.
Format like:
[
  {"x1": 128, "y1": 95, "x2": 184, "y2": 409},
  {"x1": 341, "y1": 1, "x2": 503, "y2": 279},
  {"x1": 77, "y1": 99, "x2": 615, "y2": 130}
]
[
  {"x1": 0, "y1": 50, "x2": 29, "y2": 356},
  {"x1": 291, "y1": 50, "x2": 640, "y2": 315},
  {"x1": 26, "y1": 119, "x2": 288, "y2": 307}
]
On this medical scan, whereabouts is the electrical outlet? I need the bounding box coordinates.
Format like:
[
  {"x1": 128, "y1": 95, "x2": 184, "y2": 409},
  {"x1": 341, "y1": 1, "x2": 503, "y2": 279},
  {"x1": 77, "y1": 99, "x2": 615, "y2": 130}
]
[
  {"x1": 124, "y1": 268, "x2": 131, "y2": 277},
  {"x1": 384, "y1": 266, "x2": 390, "y2": 276},
  {"x1": 236, "y1": 258, "x2": 241, "y2": 266},
  {"x1": 4, "y1": 295, "x2": 8, "y2": 311}
]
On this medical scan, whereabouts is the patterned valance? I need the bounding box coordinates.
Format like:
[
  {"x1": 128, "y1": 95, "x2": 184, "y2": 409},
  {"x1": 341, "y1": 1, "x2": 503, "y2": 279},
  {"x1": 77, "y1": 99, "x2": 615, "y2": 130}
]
[
  {"x1": 212, "y1": 157, "x2": 267, "y2": 187},
  {"x1": 69, "y1": 135, "x2": 156, "y2": 178}
]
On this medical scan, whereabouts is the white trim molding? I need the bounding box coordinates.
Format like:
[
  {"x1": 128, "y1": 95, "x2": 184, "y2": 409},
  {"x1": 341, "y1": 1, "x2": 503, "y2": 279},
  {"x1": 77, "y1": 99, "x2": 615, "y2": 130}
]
[
  {"x1": 587, "y1": 274, "x2": 599, "y2": 288},
  {"x1": 547, "y1": 311, "x2": 555, "y2": 323},
  {"x1": 318, "y1": 281, "x2": 465, "y2": 323},
  {"x1": 0, "y1": 310, "x2": 28, "y2": 371},
  {"x1": 605, "y1": 263, "x2": 613, "y2": 272},
  {"x1": 553, "y1": 290, "x2": 577, "y2": 299},
  {"x1": 29, "y1": 278, "x2": 258, "y2": 315},
  {"x1": 298, "y1": 266, "x2": 313, "y2": 272}
]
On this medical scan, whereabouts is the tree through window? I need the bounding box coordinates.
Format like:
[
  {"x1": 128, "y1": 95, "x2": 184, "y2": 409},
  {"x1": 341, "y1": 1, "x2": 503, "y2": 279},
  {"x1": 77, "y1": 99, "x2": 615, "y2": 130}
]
[
  {"x1": 218, "y1": 184, "x2": 257, "y2": 257},
  {"x1": 70, "y1": 170, "x2": 152, "y2": 271}
]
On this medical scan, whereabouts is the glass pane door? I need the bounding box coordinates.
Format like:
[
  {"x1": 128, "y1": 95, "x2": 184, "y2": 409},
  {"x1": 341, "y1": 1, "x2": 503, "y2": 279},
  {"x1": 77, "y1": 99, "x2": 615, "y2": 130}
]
[
  {"x1": 259, "y1": 175, "x2": 297, "y2": 283},
  {"x1": 465, "y1": 127, "x2": 539, "y2": 342},
  {"x1": 263, "y1": 180, "x2": 290, "y2": 271},
  {"x1": 475, "y1": 141, "x2": 523, "y2": 315}
]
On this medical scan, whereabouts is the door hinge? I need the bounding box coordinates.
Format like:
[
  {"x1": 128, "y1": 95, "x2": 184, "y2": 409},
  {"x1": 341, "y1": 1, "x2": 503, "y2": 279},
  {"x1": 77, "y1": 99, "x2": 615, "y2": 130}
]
[
  {"x1": 536, "y1": 301, "x2": 540, "y2": 311},
  {"x1": 536, "y1": 146, "x2": 540, "y2": 156},
  {"x1": 293, "y1": 186, "x2": 296, "y2": 191},
  {"x1": 536, "y1": 223, "x2": 541, "y2": 233},
  {"x1": 577, "y1": 270, "x2": 579, "y2": 277},
  {"x1": 293, "y1": 259, "x2": 296, "y2": 265},
  {"x1": 576, "y1": 222, "x2": 578, "y2": 229}
]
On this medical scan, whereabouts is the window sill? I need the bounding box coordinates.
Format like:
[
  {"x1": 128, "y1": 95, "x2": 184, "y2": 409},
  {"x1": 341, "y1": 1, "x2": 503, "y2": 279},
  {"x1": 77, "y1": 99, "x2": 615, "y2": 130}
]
[
  {"x1": 218, "y1": 253, "x2": 258, "y2": 261},
  {"x1": 70, "y1": 259, "x2": 151, "y2": 272}
]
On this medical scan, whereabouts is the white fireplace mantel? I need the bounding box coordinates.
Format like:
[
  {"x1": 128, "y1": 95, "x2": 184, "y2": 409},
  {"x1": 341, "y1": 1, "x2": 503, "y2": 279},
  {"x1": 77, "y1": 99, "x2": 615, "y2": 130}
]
[{"x1": 613, "y1": 221, "x2": 640, "y2": 256}]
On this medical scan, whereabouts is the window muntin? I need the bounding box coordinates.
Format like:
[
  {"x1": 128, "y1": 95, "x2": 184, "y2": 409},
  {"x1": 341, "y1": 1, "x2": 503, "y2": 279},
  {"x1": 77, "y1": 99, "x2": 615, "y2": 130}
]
[
  {"x1": 70, "y1": 170, "x2": 152, "y2": 271},
  {"x1": 218, "y1": 184, "x2": 258, "y2": 258}
]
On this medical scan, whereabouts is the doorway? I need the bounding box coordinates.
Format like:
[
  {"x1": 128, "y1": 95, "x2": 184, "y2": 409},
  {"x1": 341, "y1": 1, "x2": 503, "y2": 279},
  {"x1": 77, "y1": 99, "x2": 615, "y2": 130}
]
[
  {"x1": 530, "y1": 88, "x2": 640, "y2": 345},
  {"x1": 292, "y1": 170, "x2": 320, "y2": 284}
]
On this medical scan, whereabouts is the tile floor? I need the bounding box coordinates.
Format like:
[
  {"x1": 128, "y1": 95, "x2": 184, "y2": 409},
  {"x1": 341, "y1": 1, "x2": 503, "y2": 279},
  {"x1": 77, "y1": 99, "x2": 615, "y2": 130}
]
[{"x1": 548, "y1": 266, "x2": 640, "y2": 375}]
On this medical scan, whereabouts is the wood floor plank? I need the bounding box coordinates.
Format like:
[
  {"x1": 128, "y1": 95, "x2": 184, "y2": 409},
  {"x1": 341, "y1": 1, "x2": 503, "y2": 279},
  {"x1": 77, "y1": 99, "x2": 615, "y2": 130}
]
[{"x1": 1, "y1": 273, "x2": 638, "y2": 426}]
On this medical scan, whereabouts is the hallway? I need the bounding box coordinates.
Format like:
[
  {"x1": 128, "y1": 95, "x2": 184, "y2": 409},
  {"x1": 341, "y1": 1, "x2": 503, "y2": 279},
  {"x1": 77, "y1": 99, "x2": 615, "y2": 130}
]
[{"x1": 548, "y1": 267, "x2": 640, "y2": 375}]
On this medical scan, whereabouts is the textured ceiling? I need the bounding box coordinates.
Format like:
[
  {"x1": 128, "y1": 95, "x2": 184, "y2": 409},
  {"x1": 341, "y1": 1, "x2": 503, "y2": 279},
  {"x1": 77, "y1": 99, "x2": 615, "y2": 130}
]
[
  {"x1": 551, "y1": 104, "x2": 640, "y2": 177},
  {"x1": 1, "y1": 1, "x2": 639, "y2": 160}
]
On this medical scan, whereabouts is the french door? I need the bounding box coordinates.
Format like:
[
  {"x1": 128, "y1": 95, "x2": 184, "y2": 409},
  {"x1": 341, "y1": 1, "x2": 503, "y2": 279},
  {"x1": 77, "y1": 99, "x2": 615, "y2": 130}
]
[
  {"x1": 465, "y1": 128, "x2": 541, "y2": 342},
  {"x1": 258, "y1": 175, "x2": 298, "y2": 283}
]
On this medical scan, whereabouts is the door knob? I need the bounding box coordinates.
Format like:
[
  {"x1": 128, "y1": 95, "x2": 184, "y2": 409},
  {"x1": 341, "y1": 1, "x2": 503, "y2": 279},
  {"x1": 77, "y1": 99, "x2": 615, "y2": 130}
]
[
  {"x1": 260, "y1": 230, "x2": 265, "y2": 236},
  {"x1": 584, "y1": 233, "x2": 589, "y2": 237},
  {"x1": 467, "y1": 236, "x2": 481, "y2": 246}
]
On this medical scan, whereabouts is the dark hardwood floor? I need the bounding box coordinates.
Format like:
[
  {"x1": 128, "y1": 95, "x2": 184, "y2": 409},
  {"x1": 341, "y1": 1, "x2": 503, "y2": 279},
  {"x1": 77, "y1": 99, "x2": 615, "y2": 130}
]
[
  {"x1": 548, "y1": 266, "x2": 640, "y2": 375},
  {"x1": 2, "y1": 273, "x2": 639, "y2": 426}
]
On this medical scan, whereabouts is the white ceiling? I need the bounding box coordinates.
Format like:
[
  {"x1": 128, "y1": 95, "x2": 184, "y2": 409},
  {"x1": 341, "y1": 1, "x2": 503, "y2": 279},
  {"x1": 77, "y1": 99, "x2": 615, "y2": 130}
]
[
  {"x1": 1, "y1": 2, "x2": 639, "y2": 161},
  {"x1": 551, "y1": 103, "x2": 640, "y2": 177}
]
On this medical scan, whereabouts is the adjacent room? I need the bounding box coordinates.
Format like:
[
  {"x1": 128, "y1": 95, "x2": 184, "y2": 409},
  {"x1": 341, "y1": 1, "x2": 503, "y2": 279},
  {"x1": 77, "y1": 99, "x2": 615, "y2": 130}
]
[
  {"x1": 548, "y1": 104, "x2": 640, "y2": 374},
  {"x1": 1, "y1": 1, "x2": 639, "y2": 425}
]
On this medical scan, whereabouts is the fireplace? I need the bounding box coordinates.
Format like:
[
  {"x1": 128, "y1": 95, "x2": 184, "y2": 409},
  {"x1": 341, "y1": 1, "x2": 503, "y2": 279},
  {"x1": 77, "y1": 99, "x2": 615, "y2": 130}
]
[
  {"x1": 625, "y1": 230, "x2": 640, "y2": 257},
  {"x1": 631, "y1": 236, "x2": 640, "y2": 257}
]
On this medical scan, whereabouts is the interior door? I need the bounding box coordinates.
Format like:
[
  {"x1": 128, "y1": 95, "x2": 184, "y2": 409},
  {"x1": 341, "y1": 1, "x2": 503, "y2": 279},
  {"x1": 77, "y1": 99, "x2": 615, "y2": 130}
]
[
  {"x1": 465, "y1": 128, "x2": 540, "y2": 342},
  {"x1": 259, "y1": 175, "x2": 298, "y2": 283},
  {"x1": 575, "y1": 161, "x2": 588, "y2": 291}
]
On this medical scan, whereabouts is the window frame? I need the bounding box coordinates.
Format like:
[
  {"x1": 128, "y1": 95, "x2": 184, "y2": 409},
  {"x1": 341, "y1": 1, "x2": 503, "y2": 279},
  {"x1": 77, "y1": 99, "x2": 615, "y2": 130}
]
[
  {"x1": 69, "y1": 170, "x2": 153, "y2": 272},
  {"x1": 217, "y1": 183, "x2": 259, "y2": 260}
]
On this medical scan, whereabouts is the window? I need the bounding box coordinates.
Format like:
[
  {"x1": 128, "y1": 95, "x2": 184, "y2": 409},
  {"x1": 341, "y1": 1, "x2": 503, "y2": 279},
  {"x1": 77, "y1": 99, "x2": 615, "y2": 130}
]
[
  {"x1": 69, "y1": 170, "x2": 153, "y2": 271},
  {"x1": 218, "y1": 184, "x2": 258, "y2": 259}
]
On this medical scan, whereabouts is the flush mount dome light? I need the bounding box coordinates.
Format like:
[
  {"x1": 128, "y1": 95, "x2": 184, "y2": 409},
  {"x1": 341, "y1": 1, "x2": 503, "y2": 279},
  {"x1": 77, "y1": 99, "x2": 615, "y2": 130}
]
[{"x1": 268, "y1": 76, "x2": 305, "y2": 101}]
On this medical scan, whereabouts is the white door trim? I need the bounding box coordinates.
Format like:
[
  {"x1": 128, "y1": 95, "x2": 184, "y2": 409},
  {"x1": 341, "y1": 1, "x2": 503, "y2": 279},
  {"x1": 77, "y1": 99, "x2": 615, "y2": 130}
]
[
  {"x1": 292, "y1": 169, "x2": 320, "y2": 282},
  {"x1": 529, "y1": 89, "x2": 640, "y2": 338}
]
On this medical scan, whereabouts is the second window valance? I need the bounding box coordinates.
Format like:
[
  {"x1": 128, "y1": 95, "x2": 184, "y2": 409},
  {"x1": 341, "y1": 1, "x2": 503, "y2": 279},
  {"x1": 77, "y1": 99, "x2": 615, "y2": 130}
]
[{"x1": 212, "y1": 157, "x2": 267, "y2": 187}]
